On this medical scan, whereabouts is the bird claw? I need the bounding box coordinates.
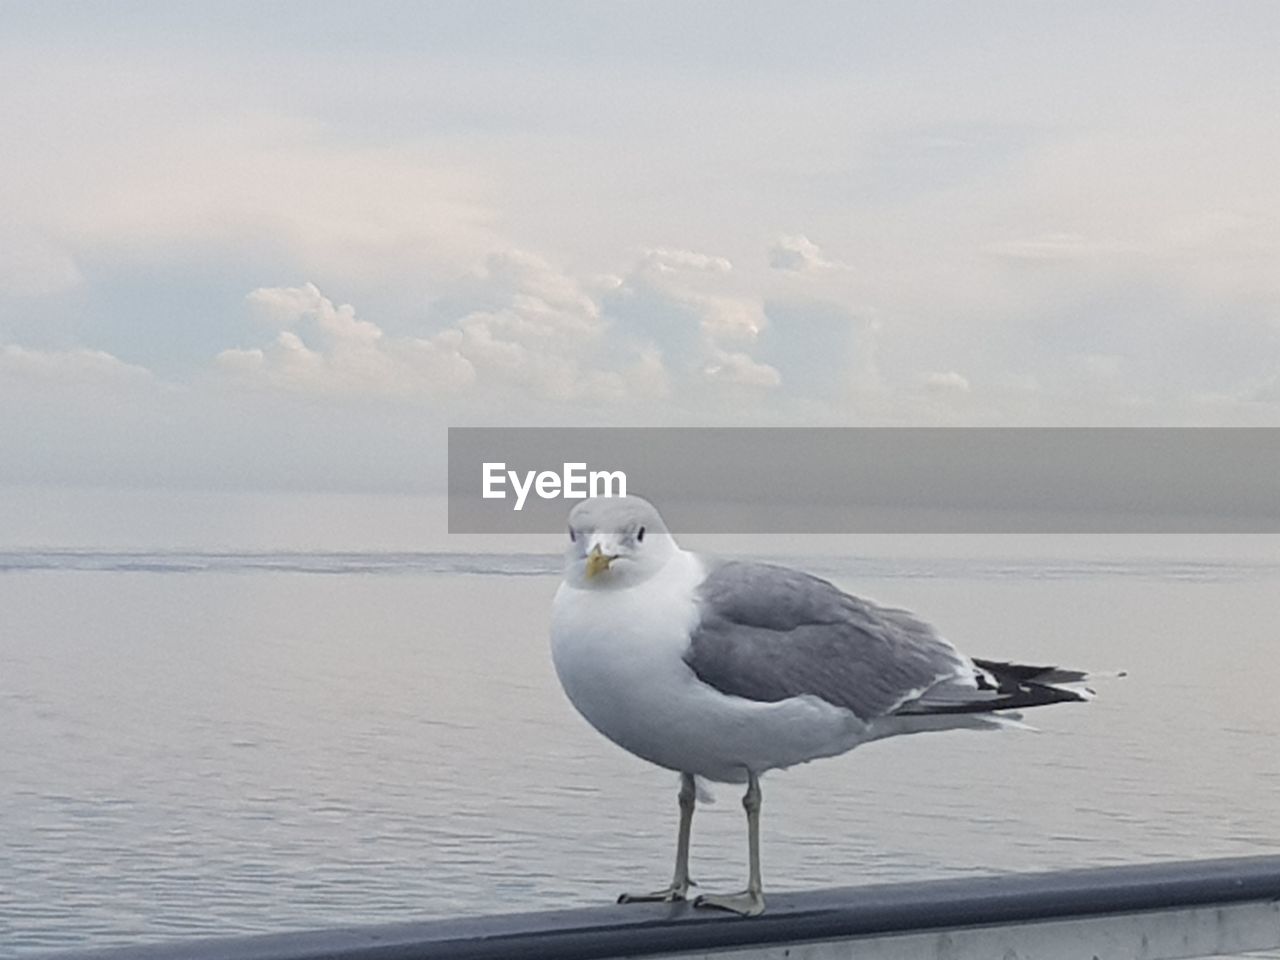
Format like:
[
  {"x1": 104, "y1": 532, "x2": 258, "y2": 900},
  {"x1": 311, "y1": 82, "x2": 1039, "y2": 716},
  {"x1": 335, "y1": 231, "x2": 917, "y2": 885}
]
[
  {"x1": 693, "y1": 889, "x2": 766, "y2": 917},
  {"x1": 617, "y1": 883, "x2": 691, "y2": 904}
]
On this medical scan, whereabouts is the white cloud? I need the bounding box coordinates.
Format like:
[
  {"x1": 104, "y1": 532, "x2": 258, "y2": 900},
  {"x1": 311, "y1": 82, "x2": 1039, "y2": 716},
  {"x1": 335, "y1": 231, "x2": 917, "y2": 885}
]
[
  {"x1": 703, "y1": 350, "x2": 781, "y2": 389},
  {"x1": 985, "y1": 232, "x2": 1141, "y2": 262},
  {"x1": 220, "y1": 284, "x2": 474, "y2": 397},
  {"x1": 421, "y1": 250, "x2": 627, "y2": 403},
  {"x1": 221, "y1": 254, "x2": 662, "y2": 405},
  {"x1": 767, "y1": 234, "x2": 844, "y2": 273},
  {"x1": 248, "y1": 283, "x2": 384, "y2": 343},
  {"x1": 577, "y1": 345, "x2": 672, "y2": 404},
  {"x1": 0, "y1": 344, "x2": 151, "y2": 383},
  {"x1": 610, "y1": 246, "x2": 777, "y2": 385},
  {"x1": 698, "y1": 296, "x2": 767, "y2": 344},
  {"x1": 217, "y1": 245, "x2": 797, "y2": 407},
  {"x1": 639, "y1": 247, "x2": 733, "y2": 276},
  {"x1": 922, "y1": 370, "x2": 971, "y2": 393},
  {"x1": 463, "y1": 250, "x2": 602, "y2": 339}
]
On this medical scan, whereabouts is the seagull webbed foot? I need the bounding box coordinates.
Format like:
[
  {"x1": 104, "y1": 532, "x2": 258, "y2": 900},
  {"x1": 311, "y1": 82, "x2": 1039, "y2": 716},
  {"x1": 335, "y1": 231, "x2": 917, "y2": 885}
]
[
  {"x1": 693, "y1": 889, "x2": 765, "y2": 917},
  {"x1": 617, "y1": 880, "x2": 692, "y2": 904}
]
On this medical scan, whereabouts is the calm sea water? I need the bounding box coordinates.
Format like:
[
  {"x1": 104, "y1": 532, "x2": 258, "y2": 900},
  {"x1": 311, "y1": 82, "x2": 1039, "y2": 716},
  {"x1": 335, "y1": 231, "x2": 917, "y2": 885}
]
[{"x1": 3, "y1": 542, "x2": 1280, "y2": 956}]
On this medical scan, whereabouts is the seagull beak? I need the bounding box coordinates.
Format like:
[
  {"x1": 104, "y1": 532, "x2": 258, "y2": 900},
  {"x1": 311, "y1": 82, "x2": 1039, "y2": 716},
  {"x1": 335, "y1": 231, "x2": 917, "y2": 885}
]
[{"x1": 585, "y1": 544, "x2": 615, "y2": 579}]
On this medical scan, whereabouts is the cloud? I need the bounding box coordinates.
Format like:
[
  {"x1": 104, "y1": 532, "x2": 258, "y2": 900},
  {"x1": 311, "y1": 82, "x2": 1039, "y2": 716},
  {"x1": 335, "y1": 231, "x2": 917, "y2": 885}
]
[
  {"x1": 458, "y1": 250, "x2": 602, "y2": 340},
  {"x1": 0, "y1": 344, "x2": 151, "y2": 384},
  {"x1": 639, "y1": 247, "x2": 733, "y2": 276},
  {"x1": 220, "y1": 252, "x2": 668, "y2": 405},
  {"x1": 420, "y1": 250, "x2": 639, "y2": 403},
  {"x1": 698, "y1": 296, "x2": 766, "y2": 344},
  {"x1": 702, "y1": 350, "x2": 781, "y2": 389},
  {"x1": 985, "y1": 233, "x2": 1141, "y2": 262},
  {"x1": 922, "y1": 370, "x2": 971, "y2": 393},
  {"x1": 767, "y1": 234, "x2": 844, "y2": 273},
  {"x1": 607, "y1": 246, "x2": 779, "y2": 390},
  {"x1": 220, "y1": 284, "x2": 474, "y2": 397},
  {"x1": 577, "y1": 345, "x2": 673, "y2": 404},
  {"x1": 216, "y1": 243, "x2": 801, "y2": 408}
]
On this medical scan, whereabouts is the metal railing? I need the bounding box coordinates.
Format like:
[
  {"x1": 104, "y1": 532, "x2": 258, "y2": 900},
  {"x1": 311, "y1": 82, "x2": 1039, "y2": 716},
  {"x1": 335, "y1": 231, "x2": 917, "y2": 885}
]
[{"x1": 37, "y1": 854, "x2": 1280, "y2": 960}]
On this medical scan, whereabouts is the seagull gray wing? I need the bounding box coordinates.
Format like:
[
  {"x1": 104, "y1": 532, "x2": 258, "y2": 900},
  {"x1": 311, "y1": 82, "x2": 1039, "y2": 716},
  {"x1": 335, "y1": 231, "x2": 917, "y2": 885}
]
[
  {"x1": 684, "y1": 560, "x2": 974, "y2": 721},
  {"x1": 684, "y1": 560, "x2": 1092, "y2": 720}
]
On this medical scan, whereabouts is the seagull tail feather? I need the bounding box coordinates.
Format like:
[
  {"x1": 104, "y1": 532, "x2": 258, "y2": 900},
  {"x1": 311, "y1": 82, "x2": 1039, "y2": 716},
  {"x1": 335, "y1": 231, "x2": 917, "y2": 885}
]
[{"x1": 897, "y1": 658, "x2": 1110, "y2": 716}]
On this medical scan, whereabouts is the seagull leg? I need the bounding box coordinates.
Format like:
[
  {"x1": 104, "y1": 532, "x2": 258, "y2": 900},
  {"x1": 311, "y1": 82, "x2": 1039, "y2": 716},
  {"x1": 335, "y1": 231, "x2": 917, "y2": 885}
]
[
  {"x1": 693, "y1": 771, "x2": 766, "y2": 916},
  {"x1": 618, "y1": 773, "x2": 696, "y2": 903}
]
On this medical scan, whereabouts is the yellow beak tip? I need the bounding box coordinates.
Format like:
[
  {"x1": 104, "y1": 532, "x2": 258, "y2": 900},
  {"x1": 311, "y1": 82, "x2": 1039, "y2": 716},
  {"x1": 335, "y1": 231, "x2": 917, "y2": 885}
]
[{"x1": 585, "y1": 548, "x2": 614, "y2": 578}]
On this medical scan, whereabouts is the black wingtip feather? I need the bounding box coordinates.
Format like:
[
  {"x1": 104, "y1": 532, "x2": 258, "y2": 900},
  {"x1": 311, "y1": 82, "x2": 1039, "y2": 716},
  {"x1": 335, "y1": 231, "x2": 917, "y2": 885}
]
[
  {"x1": 901, "y1": 658, "x2": 1092, "y2": 716},
  {"x1": 972, "y1": 658, "x2": 1090, "y2": 687}
]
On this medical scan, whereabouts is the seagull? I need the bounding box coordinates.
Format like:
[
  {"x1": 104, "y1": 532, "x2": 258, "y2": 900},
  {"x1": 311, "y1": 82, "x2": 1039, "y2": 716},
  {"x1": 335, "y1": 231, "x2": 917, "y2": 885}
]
[{"x1": 550, "y1": 495, "x2": 1093, "y2": 917}]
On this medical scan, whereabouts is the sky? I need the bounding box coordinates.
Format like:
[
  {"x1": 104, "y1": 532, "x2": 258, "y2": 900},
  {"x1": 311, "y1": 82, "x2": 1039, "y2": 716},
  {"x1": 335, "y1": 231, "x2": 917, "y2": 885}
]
[{"x1": 2, "y1": 2, "x2": 1280, "y2": 493}]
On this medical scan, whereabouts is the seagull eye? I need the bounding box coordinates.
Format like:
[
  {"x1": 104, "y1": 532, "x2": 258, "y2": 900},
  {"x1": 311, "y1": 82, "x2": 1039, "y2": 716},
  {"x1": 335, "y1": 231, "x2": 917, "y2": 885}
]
[
  {"x1": 569, "y1": 527, "x2": 576, "y2": 542},
  {"x1": 637, "y1": 526, "x2": 646, "y2": 542}
]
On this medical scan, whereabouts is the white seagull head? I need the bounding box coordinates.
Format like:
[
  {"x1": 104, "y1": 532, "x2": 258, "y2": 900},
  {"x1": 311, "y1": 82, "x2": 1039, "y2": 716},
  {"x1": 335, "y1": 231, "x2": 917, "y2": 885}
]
[{"x1": 564, "y1": 495, "x2": 678, "y2": 588}]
